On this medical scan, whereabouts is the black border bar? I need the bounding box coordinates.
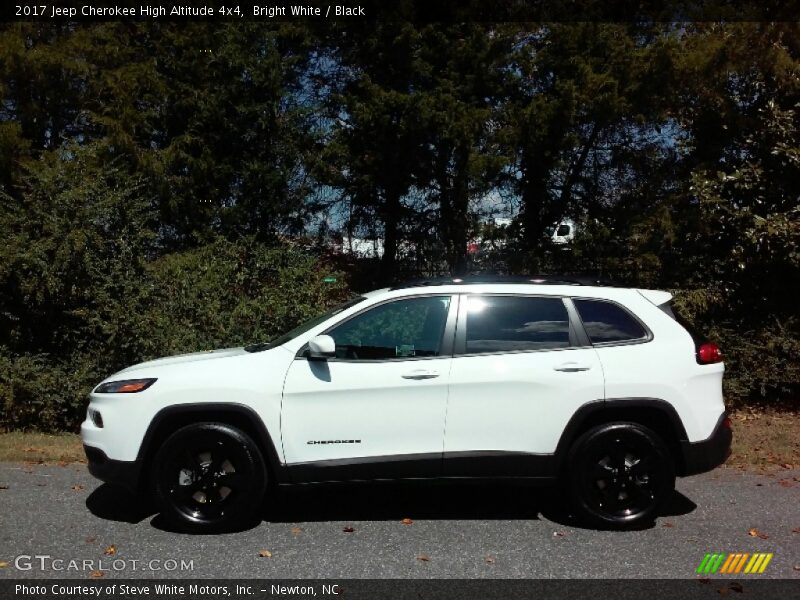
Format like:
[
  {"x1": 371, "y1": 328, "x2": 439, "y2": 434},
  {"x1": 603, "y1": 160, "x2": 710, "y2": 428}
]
[
  {"x1": 2, "y1": 1, "x2": 800, "y2": 23},
  {"x1": 4, "y1": 579, "x2": 800, "y2": 600}
]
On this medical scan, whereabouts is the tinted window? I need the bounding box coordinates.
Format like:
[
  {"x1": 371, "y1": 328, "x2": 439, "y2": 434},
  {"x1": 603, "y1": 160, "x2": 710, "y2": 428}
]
[
  {"x1": 556, "y1": 224, "x2": 571, "y2": 236},
  {"x1": 574, "y1": 299, "x2": 647, "y2": 343},
  {"x1": 464, "y1": 296, "x2": 570, "y2": 353},
  {"x1": 327, "y1": 296, "x2": 450, "y2": 360}
]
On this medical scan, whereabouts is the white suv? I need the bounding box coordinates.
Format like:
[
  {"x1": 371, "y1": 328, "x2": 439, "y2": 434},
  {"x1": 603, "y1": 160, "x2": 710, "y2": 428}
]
[{"x1": 81, "y1": 276, "x2": 731, "y2": 531}]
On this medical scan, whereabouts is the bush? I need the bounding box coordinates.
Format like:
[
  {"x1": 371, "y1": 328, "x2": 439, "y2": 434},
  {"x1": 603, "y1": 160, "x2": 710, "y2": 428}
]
[{"x1": 0, "y1": 238, "x2": 350, "y2": 432}]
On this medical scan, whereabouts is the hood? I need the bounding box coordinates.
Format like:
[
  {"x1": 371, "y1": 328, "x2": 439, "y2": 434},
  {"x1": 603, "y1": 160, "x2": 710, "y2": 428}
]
[{"x1": 115, "y1": 347, "x2": 249, "y2": 375}]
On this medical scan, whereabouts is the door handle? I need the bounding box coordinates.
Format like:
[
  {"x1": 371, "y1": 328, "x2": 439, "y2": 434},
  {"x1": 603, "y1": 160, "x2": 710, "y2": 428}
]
[
  {"x1": 401, "y1": 369, "x2": 440, "y2": 380},
  {"x1": 553, "y1": 362, "x2": 592, "y2": 372}
]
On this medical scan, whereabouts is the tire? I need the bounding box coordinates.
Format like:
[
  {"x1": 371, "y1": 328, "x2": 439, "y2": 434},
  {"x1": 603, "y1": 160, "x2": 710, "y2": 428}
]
[
  {"x1": 151, "y1": 422, "x2": 268, "y2": 532},
  {"x1": 567, "y1": 422, "x2": 675, "y2": 529}
]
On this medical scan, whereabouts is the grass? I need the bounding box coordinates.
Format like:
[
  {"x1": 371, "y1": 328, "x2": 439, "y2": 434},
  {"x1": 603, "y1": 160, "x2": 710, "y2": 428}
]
[
  {"x1": 727, "y1": 409, "x2": 800, "y2": 471},
  {"x1": 0, "y1": 431, "x2": 84, "y2": 464},
  {"x1": 0, "y1": 410, "x2": 798, "y2": 470}
]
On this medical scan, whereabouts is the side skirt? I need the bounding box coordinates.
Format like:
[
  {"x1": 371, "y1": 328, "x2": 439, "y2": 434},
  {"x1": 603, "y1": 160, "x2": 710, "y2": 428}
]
[{"x1": 285, "y1": 451, "x2": 558, "y2": 485}]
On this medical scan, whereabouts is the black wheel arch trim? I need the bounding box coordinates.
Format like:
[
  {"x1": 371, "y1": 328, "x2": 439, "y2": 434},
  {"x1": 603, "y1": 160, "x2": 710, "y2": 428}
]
[
  {"x1": 134, "y1": 403, "x2": 289, "y2": 489},
  {"x1": 553, "y1": 398, "x2": 690, "y2": 472}
]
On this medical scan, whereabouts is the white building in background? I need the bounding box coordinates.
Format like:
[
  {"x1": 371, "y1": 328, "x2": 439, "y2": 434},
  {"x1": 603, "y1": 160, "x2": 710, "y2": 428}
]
[
  {"x1": 341, "y1": 236, "x2": 385, "y2": 258},
  {"x1": 547, "y1": 219, "x2": 577, "y2": 245}
]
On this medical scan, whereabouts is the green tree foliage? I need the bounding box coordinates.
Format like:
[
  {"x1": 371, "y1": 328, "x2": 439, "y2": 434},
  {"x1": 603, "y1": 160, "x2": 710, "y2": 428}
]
[{"x1": 1, "y1": 21, "x2": 799, "y2": 431}]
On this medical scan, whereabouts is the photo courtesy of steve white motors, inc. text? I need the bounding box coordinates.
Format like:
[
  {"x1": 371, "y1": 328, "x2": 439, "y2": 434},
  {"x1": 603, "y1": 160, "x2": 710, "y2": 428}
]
[
  {"x1": 14, "y1": 584, "x2": 341, "y2": 597},
  {"x1": 14, "y1": 4, "x2": 367, "y2": 18}
]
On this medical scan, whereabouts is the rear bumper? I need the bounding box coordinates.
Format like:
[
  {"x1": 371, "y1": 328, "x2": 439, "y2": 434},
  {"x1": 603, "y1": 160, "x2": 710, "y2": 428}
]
[
  {"x1": 679, "y1": 413, "x2": 732, "y2": 476},
  {"x1": 84, "y1": 444, "x2": 141, "y2": 492}
]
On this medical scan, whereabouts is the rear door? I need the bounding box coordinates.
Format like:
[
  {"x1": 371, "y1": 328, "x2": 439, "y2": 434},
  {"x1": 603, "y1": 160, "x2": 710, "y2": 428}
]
[{"x1": 443, "y1": 294, "x2": 605, "y2": 476}]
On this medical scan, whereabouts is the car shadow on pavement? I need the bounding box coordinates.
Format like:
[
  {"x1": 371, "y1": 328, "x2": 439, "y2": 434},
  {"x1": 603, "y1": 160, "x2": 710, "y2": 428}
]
[
  {"x1": 86, "y1": 483, "x2": 156, "y2": 524},
  {"x1": 262, "y1": 481, "x2": 697, "y2": 530},
  {"x1": 86, "y1": 480, "x2": 697, "y2": 533},
  {"x1": 264, "y1": 481, "x2": 549, "y2": 523}
]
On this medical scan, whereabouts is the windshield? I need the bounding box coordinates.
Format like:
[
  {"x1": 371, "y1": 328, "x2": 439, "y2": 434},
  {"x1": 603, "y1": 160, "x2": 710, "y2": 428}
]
[{"x1": 244, "y1": 296, "x2": 366, "y2": 352}]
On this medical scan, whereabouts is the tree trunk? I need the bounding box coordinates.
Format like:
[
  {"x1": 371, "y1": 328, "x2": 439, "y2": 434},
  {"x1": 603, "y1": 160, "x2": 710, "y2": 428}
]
[{"x1": 381, "y1": 188, "x2": 400, "y2": 282}]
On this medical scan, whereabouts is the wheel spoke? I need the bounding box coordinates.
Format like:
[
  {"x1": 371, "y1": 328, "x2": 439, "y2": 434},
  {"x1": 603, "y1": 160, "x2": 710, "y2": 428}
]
[
  {"x1": 218, "y1": 472, "x2": 245, "y2": 489},
  {"x1": 630, "y1": 456, "x2": 652, "y2": 478},
  {"x1": 183, "y1": 449, "x2": 202, "y2": 472}
]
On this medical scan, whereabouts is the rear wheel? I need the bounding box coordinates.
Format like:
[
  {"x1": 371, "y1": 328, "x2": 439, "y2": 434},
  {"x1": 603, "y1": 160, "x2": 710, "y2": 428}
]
[
  {"x1": 567, "y1": 422, "x2": 675, "y2": 529},
  {"x1": 151, "y1": 422, "x2": 267, "y2": 532}
]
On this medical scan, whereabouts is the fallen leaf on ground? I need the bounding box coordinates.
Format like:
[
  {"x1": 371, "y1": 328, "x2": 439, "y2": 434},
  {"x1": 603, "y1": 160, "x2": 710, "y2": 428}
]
[
  {"x1": 258, "y1": 550, "x2": 272, "y2": 558},
  {"x1": 290, "y1": 527, "x2": 303, "y2": 535},
  {"x1": 0, "y1": 485, "x2": 8, "y2": 490},
  {"x1": 729, "y1": 583, "x2": 744, "y2": 593},
  {"x1": 485, "y1": 556, "x2": 496, "y2": 564},
  {"x1": 71, "y1": 485, "x2": 84, "y2": 491},
  {"x1": 342, "y1": 526, "x2": 355, "y2": 533},
  {"x1": 85, "y1": 536, "x2": 96, "y2": 543},
  {"x1": 747, "y1": 528, "x2": 768, "y2": 539},
  {"x1": 662, "y1": 522, "x2": 675, "y2": 528},
  {"x1": 552, "y1": 531, "x2": 567, "y2": 537},
  {"x1": 416, "y1": 554, "x2": 430, "y2": 562},
  {"x1": 103, "y1": 545, "x2": 116, "y2": 556},
  {"x1": 792, "y1": 527, "x2": 800, "y2": 534},
  {"x1": 794, "y1": 564, "x2": 800, "y2": 571},
  {"x1": 89, "y1": 570, "x2": 104, "y2": 578},
  {"x1": 781, "y1": 463, "x2": 793, "y2": 469},
  {"x1": 401, "y1": 518, "x2": 413, "y2": 525},
  {"x1": 57, "y1": 461, "x2": 68, "y2": 467},
  {"x1": 0, "y1": 561, "x2": 8, "y2": 568}
]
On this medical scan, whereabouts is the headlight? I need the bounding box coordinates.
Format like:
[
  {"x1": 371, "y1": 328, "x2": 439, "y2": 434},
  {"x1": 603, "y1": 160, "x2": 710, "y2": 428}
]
[{"x1": 94, "y1": 378, "x2": 157, "y2": 394}]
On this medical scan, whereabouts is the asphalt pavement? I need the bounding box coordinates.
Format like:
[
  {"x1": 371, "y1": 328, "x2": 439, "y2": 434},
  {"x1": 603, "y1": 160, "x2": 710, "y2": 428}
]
[{"x1": 0, "y1": 462, "x2": 798, "y2": 579}]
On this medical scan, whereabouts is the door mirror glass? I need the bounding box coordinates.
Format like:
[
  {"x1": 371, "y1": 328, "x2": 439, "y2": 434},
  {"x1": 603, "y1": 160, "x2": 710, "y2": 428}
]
[{"x1": 308, "y1": 335, "x2": 336, "y2": 358}]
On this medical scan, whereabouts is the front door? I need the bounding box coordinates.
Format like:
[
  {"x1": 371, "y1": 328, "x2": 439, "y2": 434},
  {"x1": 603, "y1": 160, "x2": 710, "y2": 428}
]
[{"x1": 281, "y1": 295, "x2": 456, "y2": 482}]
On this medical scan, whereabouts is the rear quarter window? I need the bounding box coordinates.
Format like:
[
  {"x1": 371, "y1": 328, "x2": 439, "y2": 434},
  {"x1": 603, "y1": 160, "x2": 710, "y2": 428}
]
[{"x1": 573, "y1": 299, "x2": 648, "y2": 344}]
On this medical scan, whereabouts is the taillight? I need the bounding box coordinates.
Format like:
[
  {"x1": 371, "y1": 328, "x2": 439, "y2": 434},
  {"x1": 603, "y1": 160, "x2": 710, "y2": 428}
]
[{"x1": 697, "y1": 342, "x2": 723, "y2": 364}]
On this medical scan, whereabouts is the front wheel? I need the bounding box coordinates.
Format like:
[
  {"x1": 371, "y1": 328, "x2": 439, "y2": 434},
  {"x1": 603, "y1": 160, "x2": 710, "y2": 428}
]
[
  {"x1": 567, "y1": 422, "x2": 675, "y2": 529},
  {"x1": 151, "y1": 422, "x2": 268, "y2": 532}
]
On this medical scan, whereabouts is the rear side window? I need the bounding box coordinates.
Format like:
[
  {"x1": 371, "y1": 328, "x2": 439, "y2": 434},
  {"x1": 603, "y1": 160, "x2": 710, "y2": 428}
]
[
  {"x1": 573, "y1": 299, "x2": 647, "y2": 344},
  {"x1": 464, "y1": 296, "x2": 571, "y2": 353}
]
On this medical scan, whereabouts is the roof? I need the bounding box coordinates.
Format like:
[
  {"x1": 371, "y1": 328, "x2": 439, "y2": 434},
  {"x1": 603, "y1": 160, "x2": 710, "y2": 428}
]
[{"x1": 389, "y1": 274, "x2": 619, "y2": 291}]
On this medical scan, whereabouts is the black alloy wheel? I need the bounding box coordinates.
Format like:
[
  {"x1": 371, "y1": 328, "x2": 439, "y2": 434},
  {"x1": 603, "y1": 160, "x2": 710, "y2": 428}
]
[
  {"x1": 152, "y1": 422, "x2": 267, "y2": 532},
  {"x1": 568, "y1": 422, "x2": 675, "y2": 529}
]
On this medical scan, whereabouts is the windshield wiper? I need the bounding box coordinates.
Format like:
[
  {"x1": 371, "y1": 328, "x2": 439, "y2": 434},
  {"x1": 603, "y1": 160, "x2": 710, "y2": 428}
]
[{"x1": 244, "y1": 342, "x2": 272, "y2": 353}]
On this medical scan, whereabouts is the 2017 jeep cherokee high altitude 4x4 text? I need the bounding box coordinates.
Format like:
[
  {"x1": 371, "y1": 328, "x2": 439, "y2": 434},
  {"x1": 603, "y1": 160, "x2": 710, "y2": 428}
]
[{"x1": 81, "y1": 276, "x2": 731, "y2": 531}]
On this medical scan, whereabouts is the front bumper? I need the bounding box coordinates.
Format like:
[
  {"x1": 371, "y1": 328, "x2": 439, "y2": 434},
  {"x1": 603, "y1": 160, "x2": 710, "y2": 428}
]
[
  {"x1": 679, "y1": 413, "x2": 732, "y2": 476},
  {"x1": 84, "y1": 445, "x2": 141, "y2": 492}
]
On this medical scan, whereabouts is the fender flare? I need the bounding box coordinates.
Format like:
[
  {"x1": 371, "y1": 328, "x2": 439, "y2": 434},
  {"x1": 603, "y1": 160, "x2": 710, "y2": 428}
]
[{"x1": 136, "y1": 402, "x2": 288, "y2": 485}]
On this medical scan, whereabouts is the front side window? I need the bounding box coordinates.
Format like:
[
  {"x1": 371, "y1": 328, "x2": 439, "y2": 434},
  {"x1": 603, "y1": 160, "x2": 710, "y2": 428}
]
[
  {"x1": 573, "y1": 298, "x2": 648, "y2": 343},
  {"x1": 327, "y1": 296, "x2": 451, "y2": 360},
  {"x1": 464, "y1": 295, "x2": 571, "y2": 353}
]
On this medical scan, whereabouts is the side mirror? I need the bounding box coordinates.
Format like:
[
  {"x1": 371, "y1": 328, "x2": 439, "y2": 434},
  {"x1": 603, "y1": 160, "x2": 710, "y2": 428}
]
[{"x1": 308, "y1": 335, "x2": 336, "y2": 359}]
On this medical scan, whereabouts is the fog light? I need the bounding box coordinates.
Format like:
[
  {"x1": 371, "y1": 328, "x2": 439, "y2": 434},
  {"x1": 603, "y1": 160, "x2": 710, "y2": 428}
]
[{"x1": 89, "y1": 408, "x2": 104, "y2": 428}]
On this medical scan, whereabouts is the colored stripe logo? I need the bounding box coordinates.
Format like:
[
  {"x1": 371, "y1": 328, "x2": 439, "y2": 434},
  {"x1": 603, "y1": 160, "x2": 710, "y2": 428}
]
[{"x1": 696, "y1": 553, "x2": 773, "y2": 574}]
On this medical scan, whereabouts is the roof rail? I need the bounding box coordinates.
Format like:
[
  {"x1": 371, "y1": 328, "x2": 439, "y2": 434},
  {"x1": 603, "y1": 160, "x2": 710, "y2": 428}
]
[{"x1": 389, "y1": 274, "x2": 618, "y2": 290}]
